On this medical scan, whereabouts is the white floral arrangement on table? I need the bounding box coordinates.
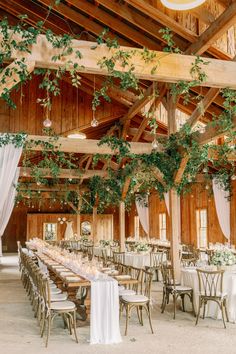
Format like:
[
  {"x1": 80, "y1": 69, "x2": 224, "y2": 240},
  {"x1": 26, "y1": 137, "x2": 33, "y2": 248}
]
[
  {"x1": 100, "y1": 240, "x2": 110, "y2": 247},
  {"x1": 211, "y1": 249, "x2": 236, "y2": 266},
  {"x1": 135, "y1": 242, "x2": 149, "y2": 252}
]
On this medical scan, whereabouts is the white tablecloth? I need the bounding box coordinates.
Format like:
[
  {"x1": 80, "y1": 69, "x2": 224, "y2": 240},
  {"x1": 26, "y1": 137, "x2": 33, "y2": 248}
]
[
  {"x1": 93, "y1": 246, "x2": 111, "y2": 257},
  {"x1": 124, "y1": 252, "x2": 150, "y2": 268},
  {"x1": 181, "y1": 268, "x2": 236, "y2": 322}
]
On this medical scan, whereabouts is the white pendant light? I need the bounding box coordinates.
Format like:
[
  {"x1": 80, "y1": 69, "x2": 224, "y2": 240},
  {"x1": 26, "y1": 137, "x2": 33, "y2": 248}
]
[
  {"x1": 160, "y1": 0, "x2": 206, "y2": 10},
  {"x1": 67, "y1": 132, "x2": 86, "y2": 139}
]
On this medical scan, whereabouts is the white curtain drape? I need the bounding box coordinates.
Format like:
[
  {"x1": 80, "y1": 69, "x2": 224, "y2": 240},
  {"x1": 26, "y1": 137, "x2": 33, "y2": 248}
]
[
  {"x1": 135, "y1": 195, "x2": 149, "y2": 235},
  {"x1": 0, "y1": 143, "x2": 22, "y2": 256},
  {"x1": 164, "y1": 192, "x2": 170, "y2": 215},
  {"x1": 212, "y1": 179, "x2": 230, "y2": 240}
]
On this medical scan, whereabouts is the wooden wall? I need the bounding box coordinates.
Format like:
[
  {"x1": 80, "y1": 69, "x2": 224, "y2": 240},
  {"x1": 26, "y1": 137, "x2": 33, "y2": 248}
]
[{"x1": 0, "y1": 75, "x2": 125, "y2": 136}]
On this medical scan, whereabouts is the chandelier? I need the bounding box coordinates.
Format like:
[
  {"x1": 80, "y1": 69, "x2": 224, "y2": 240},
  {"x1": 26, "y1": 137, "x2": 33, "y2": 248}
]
[{"x1": 160, "y1": 0, "x2": 206, "y2": 10}]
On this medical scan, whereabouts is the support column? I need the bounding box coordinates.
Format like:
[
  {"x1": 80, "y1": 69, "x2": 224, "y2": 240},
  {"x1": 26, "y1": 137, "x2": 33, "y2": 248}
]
[
  {"x1": 119, "y1": 201, "x2": 125, "y2": 252},
  {"x1": 76, "y1": 198, "x2": 82, "y2": 238},
  {"x1": 93, "y1": 206, "x2": 98, "y2": 243},
  {"x1": 167, "y1": 93, "x2": 181, "y2": 281}
]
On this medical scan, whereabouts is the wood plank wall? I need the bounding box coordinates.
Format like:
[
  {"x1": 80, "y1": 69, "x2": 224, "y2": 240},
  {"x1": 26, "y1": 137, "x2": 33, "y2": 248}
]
[{"x1": 0, "y1": 75, "x2": 125, "y2": 136}]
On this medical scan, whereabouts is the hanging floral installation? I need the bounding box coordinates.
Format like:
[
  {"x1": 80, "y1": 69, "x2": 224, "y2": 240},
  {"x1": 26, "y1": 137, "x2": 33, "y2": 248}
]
[{"x1": 0, "y1": 3, "x2": 235, "y2": 213}]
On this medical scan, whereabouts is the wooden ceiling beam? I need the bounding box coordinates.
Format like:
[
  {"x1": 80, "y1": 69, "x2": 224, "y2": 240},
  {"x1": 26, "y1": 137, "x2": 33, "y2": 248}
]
[
  {"x1": 197, "y1": 115, "x2": 236, "y2": 145},
  {"x1": 18, "y1": 183, "x2": 83, "y2": 192},
  {"x1": 66, "y1": 0, "x2": 162, "y2": 50},
  {"x1": 95, "y1": 0, "x2": 187, "y2": 50},
  {"x1": 0, "y1": 60, "x2": 35, "y2": 96},
  {"x1": 26, "y1": 135, "x2": 153, "y2": 154},
  {"x1": 124, "y1": 0, "x2": 232, "y2": 60},
  {"x1": 121, "y1": 83, "x2": 155, "y2": 138},
  {"x1": 19, "y1": 167, "x2": 108, "y2": 179},
  {"x1": 128, "y1": 127, "x2": 167, "y2": 142},
  {"x1": 186, "y1": 88, "x2": 220, "y2": 128},
  {"x1": 10, "y1": 36, "x2": 236, "y2": 88},
  {"x1": 185, "y1": 1, "x2": 236, "y2": 55},
  {"x1": 37, "y1": 0, "x2": 131, "y2": 46},
  {"x1": 174, "y1": 156, "x2": 189, "y2": 184}
]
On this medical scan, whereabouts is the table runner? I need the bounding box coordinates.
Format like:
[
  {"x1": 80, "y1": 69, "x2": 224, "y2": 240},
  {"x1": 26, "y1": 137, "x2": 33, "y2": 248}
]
[{"x1": 90, "y1": 277, "x2": 122, "y2": 344}]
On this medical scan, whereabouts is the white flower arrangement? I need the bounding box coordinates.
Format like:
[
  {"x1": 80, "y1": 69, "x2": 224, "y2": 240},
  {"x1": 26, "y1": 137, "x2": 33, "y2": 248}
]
[
  {"x1": 211, "y1": 249, "x2": 236, "y2": 266},
  {"x1": 100, "y1": 239, "x2": 110, "y2": 247},
  {"x1": 135, "y1": 242, "x2": 149, "y2": 252}
]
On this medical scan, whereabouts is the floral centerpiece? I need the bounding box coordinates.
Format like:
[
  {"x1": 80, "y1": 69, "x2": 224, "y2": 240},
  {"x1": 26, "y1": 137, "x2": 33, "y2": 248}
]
[
  {"x1": 211, "y1": 249, "x2": 236, "y2": 267},
  {"x1": 135, "y1": 242, "x2": 149, "y2": 253},
  {"x1": 100, "y1": 239, "x2": 110, "y2": 247}
]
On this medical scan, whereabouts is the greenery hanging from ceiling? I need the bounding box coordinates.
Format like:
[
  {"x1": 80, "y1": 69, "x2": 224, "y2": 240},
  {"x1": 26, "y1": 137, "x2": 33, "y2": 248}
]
[{"x1": 0, "y1": 8, "x2": 235, "y2": 212}]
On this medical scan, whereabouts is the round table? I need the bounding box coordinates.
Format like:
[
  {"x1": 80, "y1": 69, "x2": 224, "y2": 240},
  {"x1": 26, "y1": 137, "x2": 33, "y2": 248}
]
[
  {"x1": 181, "y1": 267, "x2": 236, "y2": 322},
  {"x1": 124, "y1": 252, "x2": 151, "y2": 268}
]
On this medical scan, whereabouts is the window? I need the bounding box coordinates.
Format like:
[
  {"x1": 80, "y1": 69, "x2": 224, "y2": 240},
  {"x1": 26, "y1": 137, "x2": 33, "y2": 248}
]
[
  {"x1": 159, "y1": 213, "x2": 167, "y2": 241},
  {"x1": 196, "y1": 209, "x2": 208, "y2": 248},
  {"x1": 134, "y1": 216, "x2": 140, "y2": 240}
]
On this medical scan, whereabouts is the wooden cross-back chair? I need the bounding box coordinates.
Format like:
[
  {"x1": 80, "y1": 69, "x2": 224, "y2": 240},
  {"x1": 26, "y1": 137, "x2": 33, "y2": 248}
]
[{"x1": 195, "y1": 269, "x2": 229, "y2": 328}]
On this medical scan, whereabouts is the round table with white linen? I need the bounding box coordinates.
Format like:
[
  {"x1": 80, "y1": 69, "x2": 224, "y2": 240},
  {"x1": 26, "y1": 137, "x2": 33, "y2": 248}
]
[
  {"x1": 124, "y1": 252, "x2": 151, "y2": 269},
  {"x1": 181, "y1": 267, "x2": 236, "y2": 322}
]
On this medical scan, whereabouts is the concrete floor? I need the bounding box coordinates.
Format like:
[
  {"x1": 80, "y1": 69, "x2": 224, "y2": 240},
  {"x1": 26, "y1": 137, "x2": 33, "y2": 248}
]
[{"x1": 1, "y1": 254, "x2": 236, "y2": 354}]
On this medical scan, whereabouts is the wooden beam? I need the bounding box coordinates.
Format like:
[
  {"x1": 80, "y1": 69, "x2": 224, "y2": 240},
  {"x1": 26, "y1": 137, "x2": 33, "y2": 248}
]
[
  {"x1": 174, "y1": 156, "x2": 189, "y2": 184},
  {"x1": 132, "y1": 84, "x2": 167, "y2": 142},
  {"x1": 7, "y1": 34, "x2": 236, "y2": 88},
  {"x1": 119, "y1": 201, "x2": 126, "y2": 252},
  {"x1": 128, "y1": 127, "x2": 167, "y2": 142},
  {"x1": 153, "y1": 167, "x2": 166, "y2": 188},
  {"x1": 19, "y1": 167, "x2": 107, "y2": 179},
  {"x1": 185, "y1": 2, "x2": 236, "y2": 55},
  {"x1": 124, "y1": 0, "x2": 232, "y2": 60},
  {"x1": 121, "y1": 84, "x2": 154, "y2": 138},
  {"x1": 121, "y1": 177, "x2": 131, "y2": 200},
  {"x1": 0, "y1": 59, "x2": 35, "y2": 96},
  {"x1": 26, "y1": 135, "x2": 153, "y2": 154},
  {"x1": 68, "y1": 202, "x2": 79, "y2": 213},
  {"x1": 197, "y1": 115, "x2": 236, "y2": 145},
  {"x1": 66, "y1": 0, "x2": 162, "y2": 50},
  {"x1": 18, "y1": 183, "x2": 83, "y2": 192},
  {"x1": 186, "y1": 88, "x2": 220, "y2": 127}
]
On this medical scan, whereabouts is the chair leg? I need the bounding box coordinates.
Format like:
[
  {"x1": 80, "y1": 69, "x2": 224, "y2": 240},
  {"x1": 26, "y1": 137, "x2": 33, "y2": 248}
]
[
  {"x1": 181, "y1": 294, "x2": 185, "y2": 312},
  {"x1": 173, "y1": 294, "x2": 176, "y2": 320},
  {"x1": 72, "y1": 311, "x2": 79, "y2": 343},
  {"x1": 195, "y1": 297, "x2": 202, "y2": 326},
  {"x1": 146, "y1": 304, "x2": 154, "y2": 334},
  {"x1": 224, "y1": 299, "x2": 229, "y2": 322},
  {"x1": 221, "y1": 302, "x2": 226, "y2": 329},
  {"x1": 45, "y1": 315, "x2": 51, "y2": 348},
  {"x1": 203, "y1": 301, "x2": 206, "y2": 319},
  {"x1": 125, "y1": 305, "x2": 130, "y2": 336},
  {"x1": 161, "y1": 290, "x2": 166, "y2": 313}
]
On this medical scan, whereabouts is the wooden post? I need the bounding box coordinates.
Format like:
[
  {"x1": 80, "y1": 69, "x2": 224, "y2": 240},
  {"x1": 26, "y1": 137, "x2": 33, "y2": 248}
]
[
  {"x1": 93, "y1": 206, "x2": 98, "y2": 243},
  {"x1": 167, "y1": 93, "x2": 181, "y2": 281},
  {"x1": 119, "y1": 201, "x2": 126, "y2": 252},
  {"x1": 76, "y1": 198, "x2": 82, "y2": 238}
]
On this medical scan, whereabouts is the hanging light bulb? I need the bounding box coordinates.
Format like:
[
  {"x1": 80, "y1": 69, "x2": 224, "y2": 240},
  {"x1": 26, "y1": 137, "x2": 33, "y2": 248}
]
[
  {"x1": 205, "y1": 184, "x2": 209, "y2": 190},
  {"x1": 152, "y1": 138, "x2": 159, "y2": 150},
  {"x1": 231, "y1": 175, "x2": 236, "y2": 181},
  {"x1": 43, "y1": 118, "x2": 52, "y2": 128},
  {"x1": 91, "y1": 75, "x2": 99, "y2": 127},
  {"x1": 203, "y1": 167, "x2": 208, "y2": 173}
]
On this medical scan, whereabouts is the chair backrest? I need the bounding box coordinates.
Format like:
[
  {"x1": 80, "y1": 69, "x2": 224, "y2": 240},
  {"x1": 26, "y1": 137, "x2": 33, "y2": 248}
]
[
  {"x1": 140, "y1": 269, "x2": 153, "y2": 299},
  {"x1": 161, "y1": 263, "x2": 176, "y2": 287},
  {"x1": 150, "y1": 251, "x2": 165, "y2": 267},
  {"x1": 113, "y1": 251, "x2": 125, "y2": 264},
  {"x1": 87, "y1": 245, "x2": 94, "y2": 261},
  {"x1": 197, "y1": 269, "x2": 224, "y2": 297}
]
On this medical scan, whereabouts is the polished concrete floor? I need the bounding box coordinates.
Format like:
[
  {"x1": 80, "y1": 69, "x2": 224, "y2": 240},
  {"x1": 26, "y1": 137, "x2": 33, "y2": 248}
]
[{"x1": 0, "y1": 254, "x2": 236, "y2": 354}]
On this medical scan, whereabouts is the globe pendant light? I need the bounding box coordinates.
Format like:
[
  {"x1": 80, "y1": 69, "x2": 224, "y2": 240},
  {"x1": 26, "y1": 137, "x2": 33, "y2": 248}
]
[{"x1": 160, "y1": 0, "x2": 206, "y2": 10}]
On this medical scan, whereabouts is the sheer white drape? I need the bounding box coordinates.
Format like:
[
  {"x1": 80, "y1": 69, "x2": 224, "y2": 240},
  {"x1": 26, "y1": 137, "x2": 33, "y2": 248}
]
[
  {"x1": 212, "y1": 179, "x2": 230, "y2": 240},
  {"x1": 0, "y1": 144, "x2": 22, "y2": 256},
  {"x1": 164, "y1": 192, "x2": 170, "y2": 215},
  {"x1": 135, "y1": 195, "x2": 149, "y2": 235}
]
